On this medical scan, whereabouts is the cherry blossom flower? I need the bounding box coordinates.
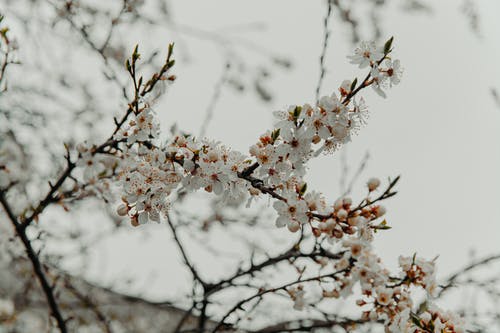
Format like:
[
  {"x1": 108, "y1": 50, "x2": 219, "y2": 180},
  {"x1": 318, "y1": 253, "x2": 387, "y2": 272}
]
[
  {"x1": 367, "y1": 177, "x2": 381, "y2": 191},
  {"x1": 386, "y1": 59, "x2": 404, "y2": 86},
  {"x1": 273, "y1": 194, "x2": 309, "y2": 229},
  {"x1": 76, "y1": 152, "x2": 105, "y2": 182},
  {"x1": 348, "y1": 41, "x2": 383, "y2": 68},
  {"x1": 288, "y1": 285, "x2": 306, "y2": 310},
  {"x1": 376, "y1": 287, "x2": 394, "y2": 306}
]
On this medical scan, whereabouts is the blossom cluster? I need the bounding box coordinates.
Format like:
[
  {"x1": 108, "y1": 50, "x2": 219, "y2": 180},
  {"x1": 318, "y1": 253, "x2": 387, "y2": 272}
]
[
  {"x1": 287, "y1": 285, "x2": 306, "y2": 311},
  {"x1": 348, "y1": 40, "x2": 403, "y2": 98},
  {"x1": 75, "y1": 39, "x2": 402, "y2": 229},
  {"x1": 326, "y1": 232, "x2": 462, "y2": 332},
  {"x1": 73, "y1": 39, "x2": 465, "y2": 332}
]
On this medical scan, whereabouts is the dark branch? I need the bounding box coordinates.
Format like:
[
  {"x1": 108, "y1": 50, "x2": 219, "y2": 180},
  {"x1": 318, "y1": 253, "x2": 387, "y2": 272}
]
[{"x1": 0, "y1": 190, "x2": 68, "y2": 333}]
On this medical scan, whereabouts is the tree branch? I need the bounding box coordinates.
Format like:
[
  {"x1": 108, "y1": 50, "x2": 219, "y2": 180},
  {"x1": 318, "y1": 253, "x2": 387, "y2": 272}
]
[{"x1": 0, "y1": 190, "x2": 68, "y2": 333}]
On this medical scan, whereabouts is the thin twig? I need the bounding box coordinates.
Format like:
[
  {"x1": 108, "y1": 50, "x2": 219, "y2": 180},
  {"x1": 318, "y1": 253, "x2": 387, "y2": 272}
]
[
  {"x1": 64, "y1": 277, "x2": 113, "y2": 333},
  {"x1": 211, "y1": 269, "x2": 348, "y2": 332},
  {"x1": 438, "y1": 253, "x2": 500, "y2": 297},
  {"x1": 166, "y1": 213, "x2": 208, "y2": 287},
  {"x1": 315, "y1": 0, "x2": 333, "y2": 104},
  {"x1": 199, "y1": 61, "x2": 230, "y2": 138}
]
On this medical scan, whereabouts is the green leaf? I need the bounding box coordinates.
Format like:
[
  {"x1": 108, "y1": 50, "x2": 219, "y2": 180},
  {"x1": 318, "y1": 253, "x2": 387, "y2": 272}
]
[
  {"x1": 132, "y1": 44, "x2": 140, "y2": 62},
  {"x1": 292, "y1": 105, "x2": 302, "y2": 120},
  {"x1": 299, "y1": 183, "x2": 307, "y2": 196},
  {"x1": 374, "y1": 220, "x2": 391, "y2": 230},
  {"x1": 411, "y1": 315, "x2": 421, "y2": 327},
  {"x1": 384, "y1": 36, "x2": 394, "y2": 55},
  {"x1": 271, "y1": 128, "x2": 280, "y2": 142},
  {"x1": 350, "y1": 78, "x2": 358, "y2": 92}
]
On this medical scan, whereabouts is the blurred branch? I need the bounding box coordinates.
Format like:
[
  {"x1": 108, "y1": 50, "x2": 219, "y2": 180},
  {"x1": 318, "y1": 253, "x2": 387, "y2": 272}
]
[
  {"x1": 342, "y1": 151, "x2": 370, "y2": 196},
  {"x1": 315, "y1": 0, "x2": 333, "y2": 103},
  {"x1": 461, "y1": 0, "x2": 481, "y2": 38},
  {"x1": 438, "y1": 253, "x2": 500, "y2": 298},
  {"x1": 166, "y1": 213, "x2": 208, "y2": 287},
  {"x1": 331, "y1": 0, "x2": 360, "y2": 43},
  {"x1": 199, "y1": 61, "x2": 230, "y2": 138},
  {"x1": 63, "y1": 277, "x2": 113, "y2": 333},
  {"x1": 252, "y1": 317, "x2": 371, "y2": 333},
  {"x1": 0, "y1": 44, "x2": 176, "y2": 332},
  {"x1": 211, "y1": 268, "x2": 349, "y2": 333},
  {"x1": 491, "y1": 88, "x2": 500, "y2": 109},
  {"x1": 0, "y1": 190, "x2": 68, "y2": 333},
  {"x1": 206, "y1": 245, "x2": 343, "y2": 297}
]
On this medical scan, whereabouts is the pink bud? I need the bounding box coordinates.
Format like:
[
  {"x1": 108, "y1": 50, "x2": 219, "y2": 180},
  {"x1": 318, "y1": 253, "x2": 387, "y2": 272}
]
[
  {"x1": 116, "y1": 204, "x2": 128, "y2": 216},
  {"x1": 367, "y1": 177, "x2": 380, "y2": 191}
]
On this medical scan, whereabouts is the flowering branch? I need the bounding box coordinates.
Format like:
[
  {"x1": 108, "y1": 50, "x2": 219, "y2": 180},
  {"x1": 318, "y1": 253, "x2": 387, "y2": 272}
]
[
  {"x1": 1, "y1": 33, "x2": 468, "y2": 332},
  {"x1": 68, "y1": 37, "x2": 464, "y2": 333},
  {"x1": 0, "y1": 42, "x2": 176, "y2": 333},
  {"x1": 438, "y1": 253, "x2": 500, "y2": 298}
]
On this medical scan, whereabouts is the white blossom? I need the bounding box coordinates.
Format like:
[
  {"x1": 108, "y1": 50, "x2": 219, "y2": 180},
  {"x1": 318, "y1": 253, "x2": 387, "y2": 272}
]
[{"x1": 348, "y1": 41, "x2": 383, "y2": 68}]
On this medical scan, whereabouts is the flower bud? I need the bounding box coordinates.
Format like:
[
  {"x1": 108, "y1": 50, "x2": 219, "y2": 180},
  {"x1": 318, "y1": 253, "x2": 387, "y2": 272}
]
[
  {"x1": 116, "y1": 204, "x2": 128, "y2": 216},
  {"x1": 348, "y1": 216, "x2": 363, "y2": 226},
  {"x1": 343, "y1": 226, "x2": 356, "y2": 234},
  {"x1": 337, "y1": 209, "x2": 348, "y2": 221},
  {"x1": 207, "y1": 150, "x2": 218, "y2": 162},
  {"x1": 287, "y1": 221, "x2": 300, "y2": 233},
  {"x1": 131, "y1": 215, "x2": 139, "y2": 227},
  {"x1": 356, "y1": 299, "x2": 366, "y2": 306},
  {"x1": 333, "y1": 228, "x2": 344, "y2": 239},
  {"x1": 249, "y1": 145, "x2": 258, "y2": 156},
  {"x1": 333, "y1": 198, "x2": 343, "y2": 210},
  {"x1": 374, "y1": 205, "x2": 386, "y2": 217},
  {"x1": 76, "y1": 143, "x2": 88, "y2": 154},
  {"x1": 420, "y1": 312, "x2": 431, "y2": 324},
  {"x1": 176, "y1": 135, "x2": 187, "y2": 146},
  {"x1": 249, "y1": 187, "x2": 260, "y2": 196},
  {"x1": 325, "y1": 219, "x2": 336, "y2": 230},
  {"x1": 367, "y1": 177, "x2": 380, "y2": 191}
]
